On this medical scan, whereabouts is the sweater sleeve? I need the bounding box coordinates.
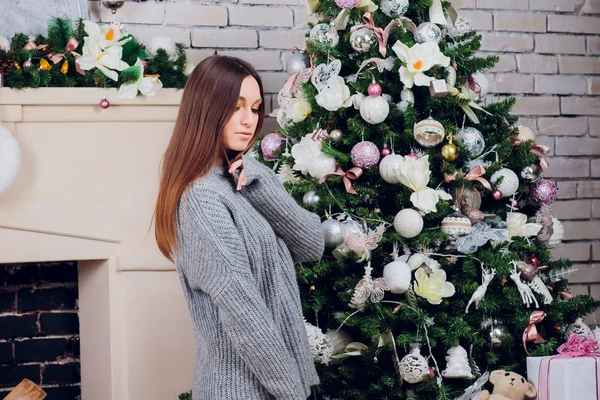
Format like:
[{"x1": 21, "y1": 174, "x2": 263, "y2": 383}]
[
  {"x1": 239, "y1": 153, "x2": 325, "y2": 264},
  {"x1": 181, "y1": 188, "x2": 307, "y2": 400}
]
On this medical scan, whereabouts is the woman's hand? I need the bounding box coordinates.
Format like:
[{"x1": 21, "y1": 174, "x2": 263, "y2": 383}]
[{"x1": 228, "y1": 159, "x2": 247, "y2": 191}]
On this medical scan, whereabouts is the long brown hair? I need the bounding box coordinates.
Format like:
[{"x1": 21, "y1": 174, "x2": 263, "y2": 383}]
[{"x1": 154, "y1": 55, "x2": 265, "y2": 262}]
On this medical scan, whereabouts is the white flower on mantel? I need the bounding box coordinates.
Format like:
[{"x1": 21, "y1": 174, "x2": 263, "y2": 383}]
[
  {"x1": 315, "y1": 76, "x2": 353, "y2": 111},
  {"x1": 391, "y1": 41, "x2": 450, "y2": 88},
  {"x1": 76, "y1": 21, "x2": 129, "y2": 81},
  {"x1": 118, "y1": 59, "x2": 163, "y2": 100}
]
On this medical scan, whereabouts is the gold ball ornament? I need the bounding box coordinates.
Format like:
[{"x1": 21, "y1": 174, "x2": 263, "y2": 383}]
[
  {"x1": 441, "y1": 143, "x2": 458, "y2": 161},
  {"x1": 329, "y1": 129, "x2": 343, "y2": 142}
]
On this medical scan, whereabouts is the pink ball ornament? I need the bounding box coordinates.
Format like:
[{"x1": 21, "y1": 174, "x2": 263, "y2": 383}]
[
  {"x1": 99, "y1": 97, "x2": 110, "y2": 109},
  {"x1": 335, "y1": 0, "x2": 359, "y2": 8},
  {"x1": 531, "y1": 179, "x2": 557, "y2": 205},
  {"x1": 407, "y1": 153, "x2": 418, "y2": 160},
  {"x1": 351, "y1": 141, "x2": 380, "y2": 169},
  {"x1": 261, "y1": 132, "x2": 285, "y2": 160},
  {"x1": 368, "y1": 83, "x2": 383, "y2": 97},
  {"x1": 492, "y1": 190, "x2": 502, "y2": 200},
  {"x1": 529, "y1": 256, "x2": 540, "y2": 267},
  {"x1": 381, "y1": 145, "x2": 391, "y2": 157}
]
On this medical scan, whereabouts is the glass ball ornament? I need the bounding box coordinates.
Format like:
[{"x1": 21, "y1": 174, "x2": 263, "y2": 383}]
[
  {"x1": 482, "y1": 319, "x2": 508, "y2": 346},
  {"x1": 414, "y1": 117, "x2": 445, "y2": 148},
  {"x1": 351, "y1": 141, "x2": 380, "y2": 169},
  {"x1": 329, "y1": 129, "x2": 343, "y2": 142},
  {"x1": 303, "y1": 190, "x2": 320, "y2": 206},
  {"x1": 531, "y1": 179, "x2": 558, "y2": 205},
  {"x1": 455, "y1": 127, "x2": 485, "y2": 157},
  {"x1": 23, "y1": 59, "x2": 32, "y2": 68},
  {"x1": 101, "y1": 0, "x2": 125, "y2": 13},
  {"x1": 450, "y1": 187, "x2": 482, "y2": 210},
  {"x1": 416, "y1": 22, "x2": 443, "y2": 44},
  {"x1": 491, "y1": 168, "x2": 519, "y2": 198},
  {"x1": 261, "y1": 132, "x2": 285, "y2": 160},
  {"x1": 286, "y1": 52, "x2": 309, "y2": 75},
  {"x1": 441, "y1": 143, "x2": 458, "y2": 161},
  {"x1": 322, "y1": 218, "x2": 344, "y2": 248},
  {"x1": 521, "y1": 164, "x2": 540, "y2": 182},
  {"x1": 310, "y1": 23, "x2": 339, "y2": 47},
  {"x1": 380, "y1": 0, "x2": 409, "y2": 17},
  {"x1": 379, "y1": 153, "x2": 404, "y2": 184},
  {"x1": 441, "y1": 211, "x2": 472, "y2": 237},
  {"x1": 399, "y1": 344, "x2": 429, "y2": 384},
  {"x1": 360, "y1": 95, "x2": 389, "y2": 125},
  {"x1": 394, "y1": 209, "x2": 423, "y2": 238},
  {"x1": 349, "y1": 27, "x2": 377, "y2": 53}
]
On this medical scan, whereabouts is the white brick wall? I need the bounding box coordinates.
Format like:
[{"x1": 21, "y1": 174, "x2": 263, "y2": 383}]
[{"x1": 87, "y1": 0, "x2": 600, "y2": 323}]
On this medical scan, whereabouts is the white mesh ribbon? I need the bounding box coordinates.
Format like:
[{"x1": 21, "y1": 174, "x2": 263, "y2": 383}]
[{"x1": 455, "y1": 222, "x2": 509, "y2": 254}]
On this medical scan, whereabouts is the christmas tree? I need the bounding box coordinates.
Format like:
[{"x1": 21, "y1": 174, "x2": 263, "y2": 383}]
[{"x1": 257, "y1": 0, "x2": 600, "y2": 399}]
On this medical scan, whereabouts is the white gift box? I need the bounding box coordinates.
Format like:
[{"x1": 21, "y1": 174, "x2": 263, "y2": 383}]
[{"x1": 527, "y1": 356, "x2": 599, "y2": 400}]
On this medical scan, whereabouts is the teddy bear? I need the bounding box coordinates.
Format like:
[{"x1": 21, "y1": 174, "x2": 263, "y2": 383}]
[{"x1": 476, "y1": 370, "x2": 537, "y2": 400}]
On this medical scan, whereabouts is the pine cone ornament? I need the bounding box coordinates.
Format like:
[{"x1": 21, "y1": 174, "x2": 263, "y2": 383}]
[{"x1": 0, "y1": 56, "x2": 14, "y2": 76}]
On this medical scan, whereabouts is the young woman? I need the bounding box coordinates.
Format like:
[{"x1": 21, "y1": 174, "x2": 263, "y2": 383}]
[{"x1": 154, "y1": 55, "x2": 325, "y2": 400}]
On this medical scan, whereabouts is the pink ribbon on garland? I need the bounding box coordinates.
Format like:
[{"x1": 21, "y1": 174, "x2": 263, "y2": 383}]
[
  {"x1": 23, "y1": 41, "x2": 47, "y2": 51},
  {"x1": 537, "y1": 333, "x2": 600, "y2": 400},
  {"x1": 319, "y1": 166, "x2": 363, "y2": 195},
  {"x1": 47, "y1": 37, "x2": 85, "y2": 75},
  {"x1": 509, "y1": 135, "x2": 551, "y2": 172},
  {"x1": 443, "y1": 165, "x2": 492, "y2": 191}
]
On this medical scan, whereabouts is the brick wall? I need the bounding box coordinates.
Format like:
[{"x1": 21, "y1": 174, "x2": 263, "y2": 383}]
[
  {"x1": 88, "y1": 0, "x2": 600, "y2": 321},
  {"x1": 0, "y1": 262, "x2": 81, "y2": 400}
]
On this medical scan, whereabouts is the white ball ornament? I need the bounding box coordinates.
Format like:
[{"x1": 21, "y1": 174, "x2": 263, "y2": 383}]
[
  {"x1": 308, "y1": 156, "x2": 337, "y2": 179},
  {"x1": 394, "y1": 209, "x2": 424, "y2": 238},
  {"x1": 304, "y1": 321, "x2": 334, "y2": 364},
  {"x1": 547, "y1": 217, "x2": 564, "y2": 247},
  {"x1": 471, "y1": 72, "x2": 489, "y2": 98},
  {"x1": 379, "y1": 154, "x2": 404, "y2": 184},
  {"x1": 325, "y1": 329, "x2": 353, "y2": 354},
  {"x1": 0, "y1": 125, "x2": 21, "y2": 196},
  {"x1": 399, "y1": 344, "x2": 429, "y2": 384},
  {"x1": 491, "y1": 168, "x2": 519, "y2": 198},
  {"x1": 383, "y1": 260, "x2": 412, "y2": 294},
  {"x1": 359, "y1": 95, "x2": 389, "y2": 125},
  {"x1": 566, "y1": 318, "x2": 594, "y2": 339},
  {"x1": 380, "y1": 0, "x2": 409, "y2": 17},
  {"x1": 148, "y1": 35, "x2": 178, "y2": 60}
]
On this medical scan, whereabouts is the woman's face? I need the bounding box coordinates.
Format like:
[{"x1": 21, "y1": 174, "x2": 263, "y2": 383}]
[{"x1": 222, "y1": 75, "x2": 262, "y2": 152}]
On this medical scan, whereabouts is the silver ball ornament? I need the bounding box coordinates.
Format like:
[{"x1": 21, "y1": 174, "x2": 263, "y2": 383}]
[
  {"x1": 351, "y1": 141, "x2": 380, "y2": 169},
  {"x1": 322, "y1": 218, "x2": 344, "y2": 248},
  {"x1": 450, "y1": 187, "x2": 482, "y2": 210},
  {"x1": 286, "y1": 53, "x2": 309, "y2": 75},
  {"x1": 485, "y1": 319, "x2": 508, "y2": 346},
  {"x1": 303, "y1": 190, "x2": 320, "y2": 206},
  {"x1": 417, "y1": 22, "x2": 442, "y2": 44},
  {"x1": 310, "y1": 23, "x2": 339, "y2": 47},
  {"x1": 521, "y1": 164, "x2": 540, "y2": 182},
  {"x1": 349, "y1": 27, "x2": 377, "y2": 53},
  {"x1": 380, "y1": 0, "x2": 409, "y2": 17},
  {"x1": 455, "y1": 127, "x2": 485, "y2": 157}
]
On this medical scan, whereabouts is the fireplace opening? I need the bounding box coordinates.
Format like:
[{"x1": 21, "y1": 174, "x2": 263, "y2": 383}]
[{"x1": 0, "y1": 261, "x2": 81, "y2": 400}]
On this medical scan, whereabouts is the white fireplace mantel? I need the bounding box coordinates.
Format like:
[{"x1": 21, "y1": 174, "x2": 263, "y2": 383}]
[{"x1": 0, "y1": 88, "x2": 195, "y2": 400}]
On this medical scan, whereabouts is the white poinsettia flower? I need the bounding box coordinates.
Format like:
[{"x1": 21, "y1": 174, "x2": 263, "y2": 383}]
[
  {"x1": 118, "y1": 58, "x2": 163, "y2": 99},
  {"x1": 286, "y1": 97, "x2": 312, "y2": 122},
  {"x1": 413, "y1": 268, "x2": 455, "y2": 305},
  {"x1": 394, "y1": 156, "x2": 452, "y2": 213},
  {"x1": 291, "y1": 133, "x2": 336, "y2": 178},
  {"x1": 315, "y1": 76, "x2": 353, "y2": 111},
  {"x1": 392, "y1": 41, "x2": 451, "y2": 88},
  {"x1": 82, "y1": 20, "x2": 127, "y2": 50},
  {"x1": 77, "y1": 39, "x2": 128, "y2": 81},
  {"x1": 507, "y1": 212, "x2": 543, "y2": 238}
]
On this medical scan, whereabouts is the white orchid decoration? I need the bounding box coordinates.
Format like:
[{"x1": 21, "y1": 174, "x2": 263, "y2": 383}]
[
  {"x1": 315, "y1": 76, "x2": 353, "y2": 111},
  {"x1": 76, "y1": 21, "x2": 130, "y2": 81},
  {"x1": 394, "y1": 155, "x2": 452, "y2": 214},
  {"x1": 286, "y1": 96, "x2": 312, "y2": 123},
  {"x1": 118, "y1": 58, "x2": 163, "y2": 99},
  {"x1": 391, "y1": 41, "x2": 451, "y2": 88},
  {"x1": 291, "y1": 133, "x2": 336, "y2": 179},
  {"x1": 506, "y1": 212, "x2": 542, "y2": 238}
]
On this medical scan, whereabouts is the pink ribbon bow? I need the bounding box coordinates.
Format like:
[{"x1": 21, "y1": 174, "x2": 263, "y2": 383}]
[
  {"x1": 47, "y1": 37, "x2": 85, "y2": 76},
  {"x1": 538, "y1": 334, "x2": 600, "y2": 400},
  {"x1": 351, "y1": 13, "x2": 386, "y2": 57},
  {"x1": 509, "y1": 136, "x2": 551, "y2": 172},
  {"x1": 443, "y1": 165, "x2": 492, "y2": 191},
  {"x1": 23, "y1": 41, "x2": 47, "y2": 51},
  {"x1": 523, "y1": 310, "x2": 546, "y2": 356},
  {"x1": 319, "y1": 166, "x2": 363, "y2": 195}
]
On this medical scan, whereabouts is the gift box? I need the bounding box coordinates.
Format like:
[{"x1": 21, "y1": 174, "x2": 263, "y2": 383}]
[{"x1": 527, "y1": 356, "x2": 600, "y2": 400}]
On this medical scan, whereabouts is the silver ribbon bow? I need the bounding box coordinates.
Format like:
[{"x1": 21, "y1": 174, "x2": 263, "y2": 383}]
[{"x1": 456, "y1": 222, "x2": 509, "y2": 254}]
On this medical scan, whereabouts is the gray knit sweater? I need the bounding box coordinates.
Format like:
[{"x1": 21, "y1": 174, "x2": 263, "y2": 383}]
[{"x1": 175, "y1": 154, "x2": 325, "y2": 400}]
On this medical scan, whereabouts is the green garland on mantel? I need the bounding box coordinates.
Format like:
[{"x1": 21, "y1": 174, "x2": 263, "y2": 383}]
[{"x1": 0, "y1": 17, "x2": 188, "y2": 92}]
